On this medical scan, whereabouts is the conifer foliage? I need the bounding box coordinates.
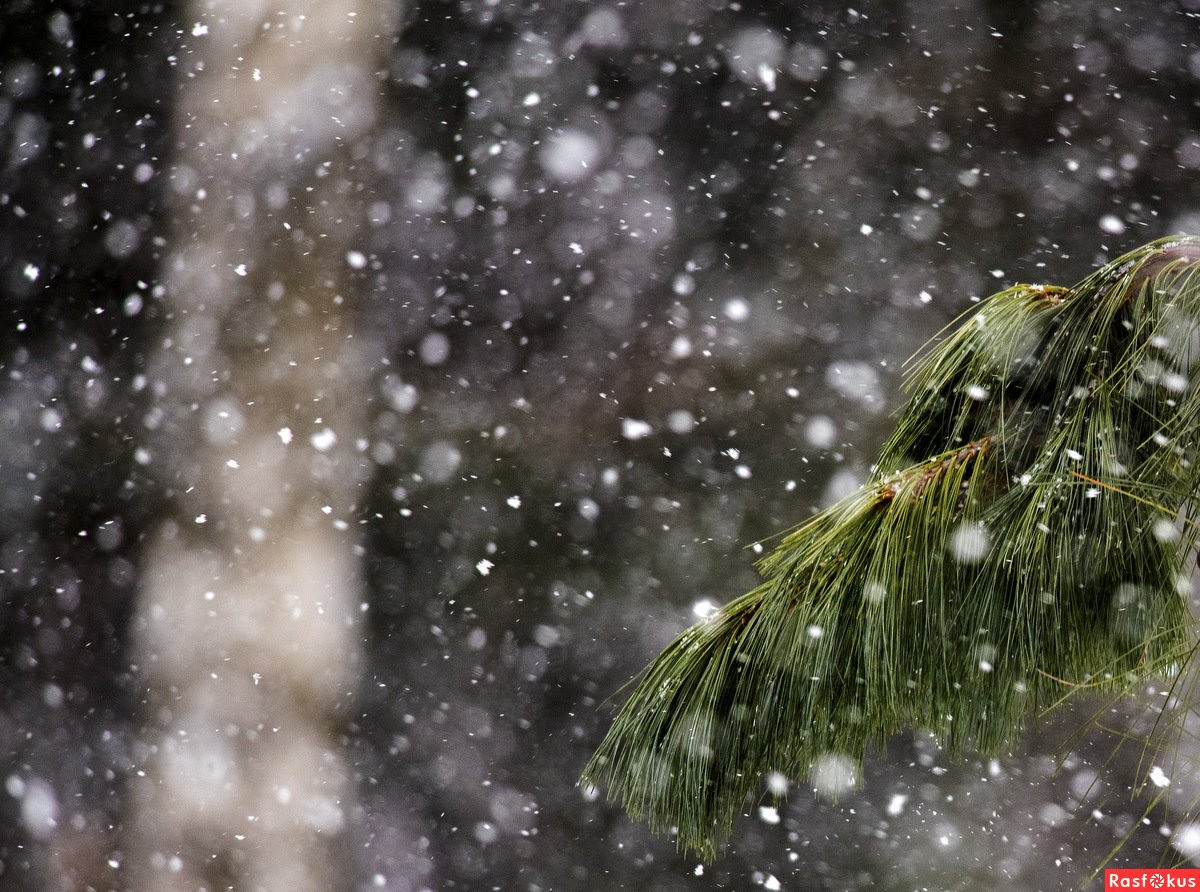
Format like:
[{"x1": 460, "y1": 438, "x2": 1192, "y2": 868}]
[{"x1": 582, "y1": 237, "x2": 1200, "y2": 859}]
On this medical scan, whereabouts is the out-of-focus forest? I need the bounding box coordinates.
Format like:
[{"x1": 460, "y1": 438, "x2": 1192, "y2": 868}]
[{"x1": 1, "y1": 1, "x2": 1200, "y2": 890}]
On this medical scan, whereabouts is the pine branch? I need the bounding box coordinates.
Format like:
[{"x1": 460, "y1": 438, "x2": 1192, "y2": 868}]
[{"x1": 582, "y1": 236, "x2": 1200, "y2": 860}]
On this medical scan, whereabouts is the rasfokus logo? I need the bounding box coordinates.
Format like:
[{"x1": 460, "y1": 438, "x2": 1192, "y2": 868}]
[{"x1": 1106, "y1": 869, "x2": 1200, "y2": 888}]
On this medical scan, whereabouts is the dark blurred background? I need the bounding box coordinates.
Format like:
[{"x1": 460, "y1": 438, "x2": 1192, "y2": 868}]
[{"x1": 2, "y1": 0, "x2": 1200, "y2": 889}]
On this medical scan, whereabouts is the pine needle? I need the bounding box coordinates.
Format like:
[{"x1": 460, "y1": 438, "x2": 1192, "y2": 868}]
[{"x1": 582, "y1": 236, "x2": 1200, "y2": 860}]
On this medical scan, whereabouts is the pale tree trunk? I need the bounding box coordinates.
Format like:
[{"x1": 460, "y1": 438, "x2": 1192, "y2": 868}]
[{"x1": 127, "y1": 2, "x2": 387, "y2": 890}]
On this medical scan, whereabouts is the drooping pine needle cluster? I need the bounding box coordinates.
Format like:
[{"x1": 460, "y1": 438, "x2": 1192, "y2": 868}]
[{"x1": 582, "y1": 236, "x2": 1200, "y2": 859}]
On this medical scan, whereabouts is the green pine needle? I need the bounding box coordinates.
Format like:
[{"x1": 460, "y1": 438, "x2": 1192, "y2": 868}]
[{"x1": 581, "y1": 236, "x2": 1200, "y2": 860}]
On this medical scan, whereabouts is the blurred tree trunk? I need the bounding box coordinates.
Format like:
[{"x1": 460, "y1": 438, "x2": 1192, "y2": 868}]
[{"x1": 127, "y1": 2, "x2": 386, "y2": 889}]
